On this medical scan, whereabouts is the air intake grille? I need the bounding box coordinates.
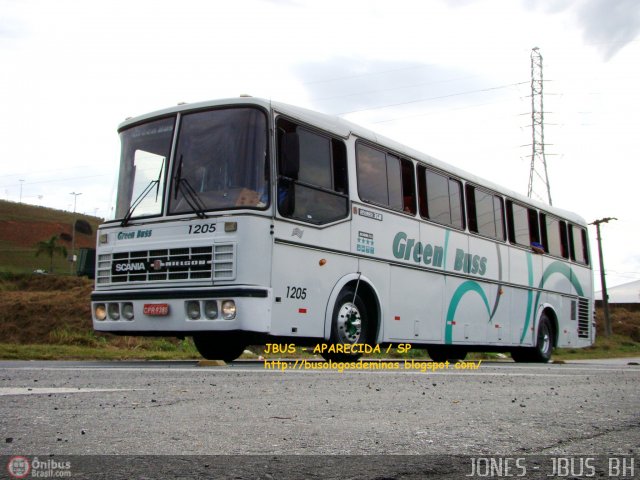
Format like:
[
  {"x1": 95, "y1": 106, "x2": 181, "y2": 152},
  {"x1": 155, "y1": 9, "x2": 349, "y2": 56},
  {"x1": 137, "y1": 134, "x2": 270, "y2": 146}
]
[
  {"x1": 96, "y1": 244, "x2": 235, "y2": 285},
  {"x1": 577, "y1": 297, "x2": 590, "y2": 338}
]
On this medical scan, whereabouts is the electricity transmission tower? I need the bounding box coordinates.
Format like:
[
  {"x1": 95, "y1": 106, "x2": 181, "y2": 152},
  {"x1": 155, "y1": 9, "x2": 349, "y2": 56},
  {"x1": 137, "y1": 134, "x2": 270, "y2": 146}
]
[{"x1": 527, "y1": 47, "x2": 553, "y2": 205}]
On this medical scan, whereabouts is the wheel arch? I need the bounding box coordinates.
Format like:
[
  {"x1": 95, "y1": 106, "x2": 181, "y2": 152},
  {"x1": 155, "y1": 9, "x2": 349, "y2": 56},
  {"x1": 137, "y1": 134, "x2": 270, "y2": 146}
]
[{"x1": 324, "y1": 273, "x2": 382, "y2": 342}]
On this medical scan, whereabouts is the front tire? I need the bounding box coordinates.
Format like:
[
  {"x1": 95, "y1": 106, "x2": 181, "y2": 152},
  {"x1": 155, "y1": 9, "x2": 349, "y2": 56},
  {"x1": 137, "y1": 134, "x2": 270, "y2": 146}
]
[
  {"x1": 321, "y1": 288, "x2": 373, "y2": 362},
  {"x1": 193, "y1": 333, "x2": 246, "y2": 362}
]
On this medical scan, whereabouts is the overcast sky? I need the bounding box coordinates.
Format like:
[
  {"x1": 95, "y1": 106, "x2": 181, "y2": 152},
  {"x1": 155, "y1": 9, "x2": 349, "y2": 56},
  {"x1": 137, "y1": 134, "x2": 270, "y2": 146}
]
[{"x1": 1, "y1": 0, "x2": 638, "y2": 288}]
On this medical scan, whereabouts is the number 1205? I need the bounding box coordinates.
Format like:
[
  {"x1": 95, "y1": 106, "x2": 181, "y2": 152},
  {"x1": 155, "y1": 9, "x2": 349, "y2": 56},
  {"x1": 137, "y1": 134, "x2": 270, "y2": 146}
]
[{"x1": 286, "y1": 286, "x2": 307, "y2": 299}]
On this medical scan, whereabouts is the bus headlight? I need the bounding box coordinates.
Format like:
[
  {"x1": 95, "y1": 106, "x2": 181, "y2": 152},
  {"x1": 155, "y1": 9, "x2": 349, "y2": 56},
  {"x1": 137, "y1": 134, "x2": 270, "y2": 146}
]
[
  {"x1": 122, "y1": 303, "x2": 134, "y2": 321},
  {"x1": 204, "y1": 300, "x2": 218, "y2": 320},
  {"x1": 221, "y1": 300, "x2": 236, "y2": 320},
  {"x1": 108, "y1": 303, "x2": 120, "y2": 320},
  {"x1": 186, "y1": 301, "x2": 201, "y2": 320},
  {"x1": 95, "y1": 303, "x2": 107, "y2": 321}
]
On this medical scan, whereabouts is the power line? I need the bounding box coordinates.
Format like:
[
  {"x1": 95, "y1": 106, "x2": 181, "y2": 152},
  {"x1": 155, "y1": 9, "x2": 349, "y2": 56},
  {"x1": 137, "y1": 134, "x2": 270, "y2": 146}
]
[
  {"x1": 303, "y1": 64, "x2": 451, "y2": 86},
  {"x1": 0, "y1": 173, "x2": 110, "y2": 189},
  {"x1": 310, "y1": 74, "x2": 481, "y2": 102},
  {"x1": 371, "y1": 97, "x2": 516, "y2": 124},
  {"x1": 0, "y1": 165, "x2": 109, "y2": 179},
  {"x1": 335, "y1": 82, "x2": 527, "y2": 116}
]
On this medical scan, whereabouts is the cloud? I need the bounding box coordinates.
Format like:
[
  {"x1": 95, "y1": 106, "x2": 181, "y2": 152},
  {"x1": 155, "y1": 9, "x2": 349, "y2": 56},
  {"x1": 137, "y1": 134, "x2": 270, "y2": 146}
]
[
  {"x1": 577, "y1": 0, "x2": 640, "y2": 60},
  {"x1": 524, "y1": 0, "x2": 640, "y2": 59},
  {"x1": 291, "y1": 57, "x2": 494, "y2": 120}
]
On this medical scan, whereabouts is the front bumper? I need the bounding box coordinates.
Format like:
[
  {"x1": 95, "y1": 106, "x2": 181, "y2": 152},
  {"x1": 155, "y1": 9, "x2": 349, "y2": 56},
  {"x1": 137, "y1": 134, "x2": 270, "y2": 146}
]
[{"x1": 91, "y1": 286, "x2": 272, "y2": 334}]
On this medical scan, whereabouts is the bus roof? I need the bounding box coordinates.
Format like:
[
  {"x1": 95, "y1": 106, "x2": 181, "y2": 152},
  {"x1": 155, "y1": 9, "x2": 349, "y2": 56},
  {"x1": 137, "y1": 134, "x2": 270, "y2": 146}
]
[{"x1": 119, "y1": 97, "x2": 588, "y2": 227}]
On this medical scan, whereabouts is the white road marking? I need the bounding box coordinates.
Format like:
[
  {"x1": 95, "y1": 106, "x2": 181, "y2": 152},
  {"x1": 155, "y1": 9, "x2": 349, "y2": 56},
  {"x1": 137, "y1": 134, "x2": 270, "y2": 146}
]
[{"x1": 0, "y1": 387, "x2": 138, "y2": 396}]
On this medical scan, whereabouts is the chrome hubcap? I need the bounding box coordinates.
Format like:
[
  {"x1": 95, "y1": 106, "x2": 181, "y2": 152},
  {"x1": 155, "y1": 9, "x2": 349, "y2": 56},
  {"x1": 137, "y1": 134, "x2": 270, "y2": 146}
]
[
  {"x1": 336, "y1": 302, "x2": 362, "y2": 344},
  {"x1": 540, "y1": 326, "x2": 551, "y2": 354}
]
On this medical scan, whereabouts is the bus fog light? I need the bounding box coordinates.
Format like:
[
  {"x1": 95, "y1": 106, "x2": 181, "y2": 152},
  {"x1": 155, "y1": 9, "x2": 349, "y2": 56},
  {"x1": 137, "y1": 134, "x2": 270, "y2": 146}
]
[
  {"x1": 122, "y1": 303, "x2": 134, "y2": 320},
  {"x1": 186, "y1": 301, "x2": 201, "y2": 320},
  {"x1": 221, "y1": 300, "x2": 236, "y2": 320},
  {"x1": 204, "y1": 300, "x2": 218, "y2": 319},
  {"x1": 108, "y1": 303, "x2": 120, "y2": 320},
  {"x1": 95, "y1": 303, "x2": 107, "y2": 321}
]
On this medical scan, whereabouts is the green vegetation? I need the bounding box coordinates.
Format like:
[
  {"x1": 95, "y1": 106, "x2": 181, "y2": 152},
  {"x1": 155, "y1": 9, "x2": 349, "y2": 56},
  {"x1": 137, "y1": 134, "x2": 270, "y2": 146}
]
[
  {"x1": 0, "y1": 343, "x2": 201, "y2": 361},
  {"x1": 555, "y1": 333, "x2": 640, "y2": 360},
  {"x1": 34, "y1": 235, "x2": 68, "y2": 273}
]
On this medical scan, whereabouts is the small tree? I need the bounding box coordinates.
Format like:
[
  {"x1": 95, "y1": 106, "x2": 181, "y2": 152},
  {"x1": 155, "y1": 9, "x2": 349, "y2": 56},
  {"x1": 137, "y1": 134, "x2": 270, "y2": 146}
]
[{"x1": 35, "y1": 235, "x2": 68, "y2": 273}]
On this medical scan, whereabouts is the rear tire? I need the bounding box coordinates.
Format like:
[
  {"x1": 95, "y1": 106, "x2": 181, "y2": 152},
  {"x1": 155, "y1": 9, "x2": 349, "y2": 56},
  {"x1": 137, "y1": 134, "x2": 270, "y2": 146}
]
[
  {"x1": 321, "y1": 288, "x2": 373, "y2": 362},
  {"x1": 193, "y1": 333, "x2": 246, "y2": 362},
  {"x1": 511, "y1": 313, "x2": 554, "y2": 363}
]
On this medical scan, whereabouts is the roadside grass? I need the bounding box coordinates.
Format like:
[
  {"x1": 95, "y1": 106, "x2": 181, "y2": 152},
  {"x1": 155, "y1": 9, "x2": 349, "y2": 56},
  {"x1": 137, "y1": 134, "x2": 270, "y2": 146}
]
[
  {"x1": 554, "y1": 334, "x2": 640, "y2": 360},
  {"x1": 0, "y1": 343, "x2": 200, "y2": 361},
  {"x1": 0, "y1": 326, "x2": 203, "y2": 360}
]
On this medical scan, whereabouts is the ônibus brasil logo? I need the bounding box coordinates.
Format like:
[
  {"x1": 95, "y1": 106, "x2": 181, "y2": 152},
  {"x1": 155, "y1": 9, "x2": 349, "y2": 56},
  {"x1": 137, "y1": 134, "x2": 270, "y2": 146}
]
[{"x1": 7, "y1": 456, "x2": 30, "y2": 479}]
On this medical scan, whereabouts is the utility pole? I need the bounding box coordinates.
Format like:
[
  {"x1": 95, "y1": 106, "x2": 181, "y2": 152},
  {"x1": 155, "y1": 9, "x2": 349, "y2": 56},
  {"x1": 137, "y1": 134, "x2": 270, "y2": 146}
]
[
  {"x1": 69, "y1": 192, "x2": 82, "y2": 274},
  {"x1": 69, "y1": 191, "x2": 82, "y2": 213},
  {"x1": 19, "y1": 179, "x2": 24, "y2": 203},
  {"x1": 590, "y1": 217, "x2": 617, "y2": 337},
  {"x1": 527, "y1": 47, "x2": 553, "y2": 205}
]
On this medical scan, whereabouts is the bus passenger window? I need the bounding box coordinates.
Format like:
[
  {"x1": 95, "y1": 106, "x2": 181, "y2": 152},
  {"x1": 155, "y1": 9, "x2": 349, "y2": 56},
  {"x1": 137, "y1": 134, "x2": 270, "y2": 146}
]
[
  {"x1": 356, "y1": 143, "x2": 415, "y2": 215},
  {"x1": 569, "y1": 225, "x2": 589, "y2": 264},
  {"x1": 401, "y1": 159, "x2": 416, "y2": 214},
  {"x1": 276, "y1": 118, "x2": 349, "y2": 225},
  {"x1": 417, "y1": 167, "x2": 463, "y2": 228},
  {"x1": 507, "y1": 201, "x2": 539, "y2": 247},
  {"x1": 541, "y1": 214, "x2": 568, "y2": 258},
  {"x1": 466, "y1": 185, "x2": 505, "y2": 240}
]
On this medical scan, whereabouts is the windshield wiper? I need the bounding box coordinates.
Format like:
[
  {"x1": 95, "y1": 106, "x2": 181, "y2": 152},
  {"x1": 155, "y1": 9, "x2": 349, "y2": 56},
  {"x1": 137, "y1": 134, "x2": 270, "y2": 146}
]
[
  {"x1": 121, "y1": 158, "x2": 165, "y2": 227},
  {"x1": 173, "y1": 155, "x2": 207, "y2": 219}
]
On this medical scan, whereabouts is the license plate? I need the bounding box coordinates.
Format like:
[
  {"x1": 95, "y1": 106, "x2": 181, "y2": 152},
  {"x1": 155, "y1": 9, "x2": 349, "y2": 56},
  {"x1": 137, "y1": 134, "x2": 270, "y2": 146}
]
[{"x1": 143, "y1": 304, "x2": 170, "y2": 316}]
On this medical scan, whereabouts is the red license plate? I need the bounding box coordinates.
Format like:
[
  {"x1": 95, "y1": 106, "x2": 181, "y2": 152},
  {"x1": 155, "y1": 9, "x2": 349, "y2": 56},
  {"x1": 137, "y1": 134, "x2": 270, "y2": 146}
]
[{"x1": 143, "y1": 304, "x2": 170, "y2": 316}]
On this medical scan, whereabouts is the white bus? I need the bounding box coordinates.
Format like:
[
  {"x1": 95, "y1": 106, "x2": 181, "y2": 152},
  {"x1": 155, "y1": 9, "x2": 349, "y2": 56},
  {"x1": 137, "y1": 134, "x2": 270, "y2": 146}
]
[{"x1": 92, "y1": 97, "x2": 594, "y2": 363}]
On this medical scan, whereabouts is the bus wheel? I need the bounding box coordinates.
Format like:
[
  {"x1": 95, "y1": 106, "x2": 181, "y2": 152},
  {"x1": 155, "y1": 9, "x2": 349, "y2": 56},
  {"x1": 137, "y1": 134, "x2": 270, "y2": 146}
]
[
  {"x1": 531, "y1": 314, "x2": 553, "y2": 362},
  {"x1": 193, "y1": 333, "x2": 246, "y2": 362},
  {"x1": 511, "y1": 314, "x2": 553, "y2": 363},
  {"x1": 427, "y1": 346, "x2": 467, "y2": 362},
  {"x1": 322, "y1": 288, "x2": 371, "y2": 362}
]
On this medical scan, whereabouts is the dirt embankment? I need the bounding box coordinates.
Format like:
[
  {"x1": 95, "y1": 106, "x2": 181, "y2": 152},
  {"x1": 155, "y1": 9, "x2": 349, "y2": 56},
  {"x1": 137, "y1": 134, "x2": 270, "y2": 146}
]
[
  {"x1": 0, "y1": 274, "x2": 93, "y2": 344},
  {"x1": 0, "y1": 220, "x2": 96, "y2": 250}
]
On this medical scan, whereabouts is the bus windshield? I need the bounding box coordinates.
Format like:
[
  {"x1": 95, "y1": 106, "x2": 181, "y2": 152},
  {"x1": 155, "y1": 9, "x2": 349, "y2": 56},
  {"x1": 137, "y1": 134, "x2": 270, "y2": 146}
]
[
  {"x1": 169, "y1": 107, "x2": 269, "y2": 215},
  {"x1": 115, "y1": 117, "x2": 175, "y2": 220}
]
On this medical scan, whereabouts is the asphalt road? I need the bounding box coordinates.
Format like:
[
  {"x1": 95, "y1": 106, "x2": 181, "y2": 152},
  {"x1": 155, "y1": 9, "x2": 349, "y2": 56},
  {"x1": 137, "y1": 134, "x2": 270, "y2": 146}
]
[{"x1": 1, "y1": 358, "x2": 638, "y2": 479}]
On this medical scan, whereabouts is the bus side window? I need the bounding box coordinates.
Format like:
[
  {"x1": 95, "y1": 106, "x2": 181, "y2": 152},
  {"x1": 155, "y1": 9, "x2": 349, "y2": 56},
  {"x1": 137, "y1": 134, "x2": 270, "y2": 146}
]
[
  {"x1": 466, "y1": 185, "x2": 505, "y2": 240},
  {"x1": 356, "y1": 142, "x2": 415, "y2": 215},
  {"x1": 528, "y1": 208, "x2": 540, "y2": 245},
  {"x1": 507, "y1": 201, "x2": 529, "y2": 246},
  {"x1": 569, "y1": 224, "x2": 589, "y2": 265},
  {"x1": 507, "y1": 201, "x2": 541, "y2": 248},
  {"x1": 418, "y1": 166, "x2": 463, "y2": 229},
  {"x1": 559, "y1": 220, "x2": 569, "y2": 259},
  {"x1": 401, "y1": 158, "x2": 416, "y2": 215},
  {"x1": 276, "y1": 118, "x2": 349, "y2": 225},
  {"x1": 541, "y1": 213, "x2": 568, "y2": 258}
]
